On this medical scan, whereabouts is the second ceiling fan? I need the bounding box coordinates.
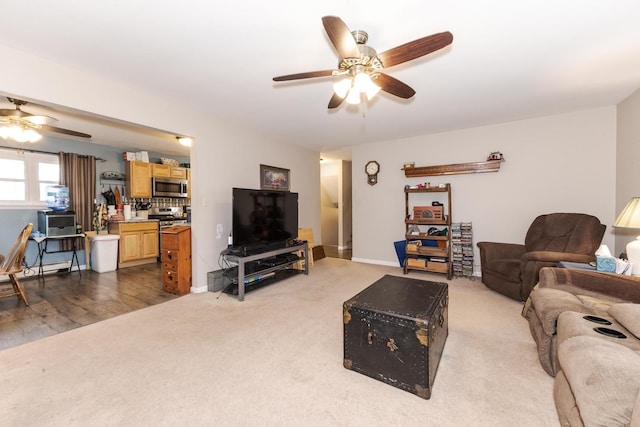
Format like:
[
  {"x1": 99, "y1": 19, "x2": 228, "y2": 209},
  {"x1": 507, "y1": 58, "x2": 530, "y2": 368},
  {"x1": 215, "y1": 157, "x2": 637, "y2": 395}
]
[
  {"x1": 273, "y1": 16, "x2": 453, "y2": 109},
  {"x1": 0, "y1": 97, "x2": 91, "y2": 140}
]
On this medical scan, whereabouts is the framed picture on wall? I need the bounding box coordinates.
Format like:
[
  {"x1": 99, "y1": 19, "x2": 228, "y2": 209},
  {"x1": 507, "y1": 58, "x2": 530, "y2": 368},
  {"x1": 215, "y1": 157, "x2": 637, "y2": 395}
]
[{"x1": 260, "y1": 164, "x2": 290, "y2": 191}]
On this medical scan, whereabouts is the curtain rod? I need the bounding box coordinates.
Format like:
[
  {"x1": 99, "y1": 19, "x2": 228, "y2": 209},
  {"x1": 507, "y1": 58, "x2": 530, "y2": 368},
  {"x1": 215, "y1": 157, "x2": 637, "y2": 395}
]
[{"x1": 0, "y1": 145, "x2": 106, "y2": 162}]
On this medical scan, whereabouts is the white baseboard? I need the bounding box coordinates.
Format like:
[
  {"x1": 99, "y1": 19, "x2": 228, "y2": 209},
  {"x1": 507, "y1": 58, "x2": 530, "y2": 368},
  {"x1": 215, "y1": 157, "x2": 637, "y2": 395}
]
[
  {"x1": 351, "y1": 257, "x2": 401, "y2": 268},
  {"x1": 351, "y1": 258, "x2": 484, "y2": 278},
  {"x1": 0, "y1": 261, "x2": 86, "y2": 282}
]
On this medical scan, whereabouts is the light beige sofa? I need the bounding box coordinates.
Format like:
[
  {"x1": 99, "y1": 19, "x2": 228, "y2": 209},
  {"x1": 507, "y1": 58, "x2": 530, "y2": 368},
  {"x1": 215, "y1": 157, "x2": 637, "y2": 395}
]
[{"x1": 523, "y1": 267, "x2": 640, "y2": 426}]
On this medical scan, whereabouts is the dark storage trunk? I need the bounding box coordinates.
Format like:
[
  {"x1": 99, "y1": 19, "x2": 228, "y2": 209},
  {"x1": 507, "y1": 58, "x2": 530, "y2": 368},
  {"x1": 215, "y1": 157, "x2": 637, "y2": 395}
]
[{"x1": 343, "y1": 274, "x2": 448, "y2": 399}]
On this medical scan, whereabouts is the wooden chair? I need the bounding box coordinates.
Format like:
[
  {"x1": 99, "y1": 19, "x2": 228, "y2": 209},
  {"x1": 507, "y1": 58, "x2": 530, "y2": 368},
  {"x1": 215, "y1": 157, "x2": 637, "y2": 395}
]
[{"x1": 0, "y1": 223, "x2": 34, "y2": 306}]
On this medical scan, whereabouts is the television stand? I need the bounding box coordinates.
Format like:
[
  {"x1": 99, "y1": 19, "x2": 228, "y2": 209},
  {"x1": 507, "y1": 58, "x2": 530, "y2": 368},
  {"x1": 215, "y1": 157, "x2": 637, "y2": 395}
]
[{"x1": 223, "y1": 242, "x2": 308, "y2": 301}]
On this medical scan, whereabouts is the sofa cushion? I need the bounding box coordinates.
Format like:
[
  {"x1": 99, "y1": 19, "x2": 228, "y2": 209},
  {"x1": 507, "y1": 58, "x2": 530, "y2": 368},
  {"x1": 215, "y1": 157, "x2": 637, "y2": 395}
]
[
  {"x1": 559, "y1": 335, "x2": 640, "y2": 427},
  {"x1": 530, "y1": 288, "x2": 596, "y2": 336},
  {"x1": 556, "y1": 311, "x2": 640, "y2": 354},
  {"x1": 610, "y1": 303, "x2": 640, "y2": 339},
  {"x1": 575, "y1": 294, "x2": 616, "y2": 316}
]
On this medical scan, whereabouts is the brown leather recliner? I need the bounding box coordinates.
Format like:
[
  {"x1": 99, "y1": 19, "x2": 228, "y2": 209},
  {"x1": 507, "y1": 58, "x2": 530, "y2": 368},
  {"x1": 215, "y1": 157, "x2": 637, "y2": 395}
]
[{"x1": 477, "y1": 213, "x2": 606, "y2": 301}]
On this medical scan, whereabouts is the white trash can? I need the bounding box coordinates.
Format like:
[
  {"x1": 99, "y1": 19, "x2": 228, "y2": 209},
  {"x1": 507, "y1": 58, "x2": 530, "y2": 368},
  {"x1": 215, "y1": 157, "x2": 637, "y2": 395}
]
[{"x1": 90, "y1": 234, "x2": 120, "y2": 273}]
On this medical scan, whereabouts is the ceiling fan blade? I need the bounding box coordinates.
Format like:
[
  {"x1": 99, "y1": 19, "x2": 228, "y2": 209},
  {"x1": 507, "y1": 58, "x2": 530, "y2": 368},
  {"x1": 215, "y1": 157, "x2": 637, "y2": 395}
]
[
  {"x1": 321, "y1": 16, "x2": 360, "y2": 58},
  {"x1": 40, "y1": 124, "x2": 91, "y2": 139},
  {"x1": 374, "y1": 73, "x2": 416, "y2": 99},
  {"x1": 273, "y1": 70, "x2": 334, "y2": 81},
  {"x1": 328, "y1": 93, "x2": 345, "y2": 109},
  {"x1": 377, "y1": 31, "x2": 453, "y2": 68}
]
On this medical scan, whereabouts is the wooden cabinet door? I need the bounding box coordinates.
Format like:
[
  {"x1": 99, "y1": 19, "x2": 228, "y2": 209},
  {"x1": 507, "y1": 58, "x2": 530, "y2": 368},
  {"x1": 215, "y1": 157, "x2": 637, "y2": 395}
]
[
  {"x1": 152, "y1": 164, "x2": 171, "y2": 177},
  {"x1": 120, "y1": 231, "x2": 142, "y2": 262},
  {"x1": 170, "y1": 166, "x2": 187, "y2": 179},
  {"x1": 126, "y1": 161, "x2": 152, "y2": 198},
  {"x1": 141, "y1": 230, "x2": 159, "y2": 258},
  {"x1": 187, "y1": 168, "x2": 191, "y2": 199}
]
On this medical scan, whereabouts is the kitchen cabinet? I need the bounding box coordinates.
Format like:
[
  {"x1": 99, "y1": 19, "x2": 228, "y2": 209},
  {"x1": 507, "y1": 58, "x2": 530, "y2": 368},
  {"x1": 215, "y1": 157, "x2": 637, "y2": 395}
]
[
  {"x1": 152, "y1": 164, "x2": 188, "y2": 179},
  {"x1": 187, "y1": 168, "x2": 191, "y2": 199},
  {"x1": 108, "y1": 221, "x2": 159, "y2": 268},
  {"x1": 126, "y1": 161, "x2": 152, "y2": 198},
  {"x1": 170, "y1": 166, "x2": 187, "y2": 179}
]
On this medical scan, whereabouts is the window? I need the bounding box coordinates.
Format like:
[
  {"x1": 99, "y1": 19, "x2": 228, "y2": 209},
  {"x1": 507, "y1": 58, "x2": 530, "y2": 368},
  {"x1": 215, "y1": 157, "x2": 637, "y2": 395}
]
[{"x1": 0, "y1": 148, "x2": 59, "y2": 208}]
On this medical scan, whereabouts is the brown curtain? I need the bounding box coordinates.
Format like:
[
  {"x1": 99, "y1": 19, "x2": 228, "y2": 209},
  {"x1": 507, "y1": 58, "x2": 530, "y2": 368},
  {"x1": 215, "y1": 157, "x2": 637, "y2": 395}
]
[{"x1": 59, "y1": 152, "x2": 96, "y2": 250}]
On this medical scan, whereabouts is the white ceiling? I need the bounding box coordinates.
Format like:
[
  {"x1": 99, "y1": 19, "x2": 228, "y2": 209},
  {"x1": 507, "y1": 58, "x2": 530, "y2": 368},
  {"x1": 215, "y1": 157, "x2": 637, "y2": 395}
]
[{"x1": 0, "y1": 1, "x2": 639, "y2": 159}]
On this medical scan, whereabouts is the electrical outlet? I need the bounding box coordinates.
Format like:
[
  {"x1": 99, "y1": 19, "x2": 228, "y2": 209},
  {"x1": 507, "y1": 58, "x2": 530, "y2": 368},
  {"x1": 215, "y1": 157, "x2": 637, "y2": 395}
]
[
  {"x1": 202, "y1": 197, "x2": 208, "y2": 207},
  {"x1": 216, "y1": 224, "x2": 223, "y2": 239}
]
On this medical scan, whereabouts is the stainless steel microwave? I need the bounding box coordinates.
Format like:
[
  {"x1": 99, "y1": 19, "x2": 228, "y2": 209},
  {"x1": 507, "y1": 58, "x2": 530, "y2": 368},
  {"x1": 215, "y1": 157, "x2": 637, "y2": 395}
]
[{"x1": 152, "y1": 177, "x2": 188, "y2": 198}]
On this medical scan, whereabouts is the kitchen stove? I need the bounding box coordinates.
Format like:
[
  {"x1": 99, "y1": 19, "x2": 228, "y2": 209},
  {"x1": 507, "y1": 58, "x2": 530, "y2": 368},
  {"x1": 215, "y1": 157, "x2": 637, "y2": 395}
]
[
  {"x1": 152, "y1": 205, "x2": 190, "y2": 261},
  {"x1": 157, "y1": 218, "x2": 188, "y2": 228},
  {"x1": 148, "y1": 206, "x2": 188, "y2": 228}
]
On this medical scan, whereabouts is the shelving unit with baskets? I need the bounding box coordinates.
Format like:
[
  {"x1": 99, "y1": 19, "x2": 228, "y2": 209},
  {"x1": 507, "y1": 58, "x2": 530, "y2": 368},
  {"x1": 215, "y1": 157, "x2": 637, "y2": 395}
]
[{"x1": 403, "y1": 184, "x2": 452, "y2": 279}]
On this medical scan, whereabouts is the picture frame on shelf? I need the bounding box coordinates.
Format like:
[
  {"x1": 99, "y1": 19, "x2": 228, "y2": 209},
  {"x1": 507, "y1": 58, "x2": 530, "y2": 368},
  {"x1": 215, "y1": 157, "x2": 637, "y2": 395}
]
[{"x1": 260, "y1": 164, "x2": 290, "y2": 191}]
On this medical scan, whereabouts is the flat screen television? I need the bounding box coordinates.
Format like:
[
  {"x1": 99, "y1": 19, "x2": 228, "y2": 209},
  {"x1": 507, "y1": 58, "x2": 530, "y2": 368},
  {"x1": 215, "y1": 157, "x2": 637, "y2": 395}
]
[{"x1": 232, "y1": 187, "x2": 299, "y2": 255}]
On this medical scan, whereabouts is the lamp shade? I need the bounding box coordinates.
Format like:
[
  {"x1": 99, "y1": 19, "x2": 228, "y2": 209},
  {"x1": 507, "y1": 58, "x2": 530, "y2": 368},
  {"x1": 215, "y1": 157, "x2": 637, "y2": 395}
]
[{"x1": 613, "y1": 197, "x2": 640, "y2": 229}]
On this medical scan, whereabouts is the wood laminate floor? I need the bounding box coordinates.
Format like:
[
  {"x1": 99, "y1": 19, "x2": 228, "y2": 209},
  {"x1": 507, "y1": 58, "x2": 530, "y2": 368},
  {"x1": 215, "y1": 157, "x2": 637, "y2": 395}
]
[
  {"x1": 323, "y1": 245, "x2": 352, "y2": 260},
  {"x1": 0, "y1": 263, "x2": 177, "y2": 351}
]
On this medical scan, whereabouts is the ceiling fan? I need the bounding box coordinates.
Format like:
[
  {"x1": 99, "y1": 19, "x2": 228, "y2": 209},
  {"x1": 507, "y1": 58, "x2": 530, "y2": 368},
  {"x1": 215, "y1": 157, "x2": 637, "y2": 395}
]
[
  {"x1": 273, "y1": 16, "x2": 453, "y2": 109},
  {"x1": 0, "y1": 97, "x2": 91, "y2": 141}
]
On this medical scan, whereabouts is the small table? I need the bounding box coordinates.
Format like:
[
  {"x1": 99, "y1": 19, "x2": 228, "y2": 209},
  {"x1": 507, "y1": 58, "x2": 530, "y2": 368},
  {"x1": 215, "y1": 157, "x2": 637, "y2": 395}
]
[
  {"x1": 557, "y1": 261, "x2": 596, "y2": 271},
  {"x1": 30, "y1": 234, "x2": 85, "y2": 278}
]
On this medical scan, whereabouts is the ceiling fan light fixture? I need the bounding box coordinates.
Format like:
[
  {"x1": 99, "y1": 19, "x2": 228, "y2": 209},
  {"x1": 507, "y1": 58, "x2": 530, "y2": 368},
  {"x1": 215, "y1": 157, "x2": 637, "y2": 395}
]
[
  {"x1": 0, "y1": 125, "x2": 42, "y2": 143},
  {"x1": 353, "y1": 72, "x2": 370, "y2": 91},
  {"x1": 345, "y1": 88, "x2": 361, "y2": 105},
  {"x1": 354, "y1": 72, "x2": 381, "y2": 100},
  {"x1": 333, "y1": 78, "x2": 351, "y2": 99},
  {"x1": 22, "y1": 128, "x2": 42, "y2": 143}
]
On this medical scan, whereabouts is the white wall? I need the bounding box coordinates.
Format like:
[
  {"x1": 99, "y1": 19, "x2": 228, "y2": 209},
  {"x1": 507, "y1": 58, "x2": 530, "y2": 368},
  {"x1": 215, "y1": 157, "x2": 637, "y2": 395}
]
[
  {"x1": 0, "y1": 44, "x2": 321, "y2": 292},
  {"x1": 616, "y1": 89, "x2": 640, "y2": 256},
  {"x1": 352, "y1": 107, "x2": 618, "y2": 272}
]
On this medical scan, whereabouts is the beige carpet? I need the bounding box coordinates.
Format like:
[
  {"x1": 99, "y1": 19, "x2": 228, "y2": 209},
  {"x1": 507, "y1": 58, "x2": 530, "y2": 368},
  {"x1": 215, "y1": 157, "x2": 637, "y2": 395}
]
[{"x1": 0, "y1": 258, "x2": 558, "y2": 426}]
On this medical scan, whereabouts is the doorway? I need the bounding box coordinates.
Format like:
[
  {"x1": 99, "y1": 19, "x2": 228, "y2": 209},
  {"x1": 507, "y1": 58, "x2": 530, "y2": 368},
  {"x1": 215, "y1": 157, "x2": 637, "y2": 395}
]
[{"x1": 320, "y1": 159, "x2": 352, "y2": 260}]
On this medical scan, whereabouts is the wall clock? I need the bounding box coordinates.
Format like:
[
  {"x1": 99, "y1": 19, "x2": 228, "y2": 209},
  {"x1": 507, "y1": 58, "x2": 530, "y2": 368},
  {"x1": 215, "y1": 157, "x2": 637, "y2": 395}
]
[{"x1": 365, "y1": 160, "x2": 380, "y2": 185}]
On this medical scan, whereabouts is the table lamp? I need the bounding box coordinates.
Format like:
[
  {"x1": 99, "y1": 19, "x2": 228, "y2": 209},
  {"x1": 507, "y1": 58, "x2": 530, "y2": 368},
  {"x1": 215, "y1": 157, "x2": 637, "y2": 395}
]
[{"x1": 613, "y1": 197, "x2": 640, "y2": 275}]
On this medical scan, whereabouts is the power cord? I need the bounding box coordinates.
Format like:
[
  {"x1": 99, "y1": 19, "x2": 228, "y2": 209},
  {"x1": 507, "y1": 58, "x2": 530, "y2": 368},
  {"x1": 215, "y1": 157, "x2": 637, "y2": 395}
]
[{"x1": 216, "y1": 252, "x2": 237, "y2": 298}]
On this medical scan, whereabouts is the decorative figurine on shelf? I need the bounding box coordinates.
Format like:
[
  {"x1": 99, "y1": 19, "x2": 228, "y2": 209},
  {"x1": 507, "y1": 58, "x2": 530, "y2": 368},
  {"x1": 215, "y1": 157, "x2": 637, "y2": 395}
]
[{"x1": 487, "y1": 151, "x2": 504, "y2": 161}]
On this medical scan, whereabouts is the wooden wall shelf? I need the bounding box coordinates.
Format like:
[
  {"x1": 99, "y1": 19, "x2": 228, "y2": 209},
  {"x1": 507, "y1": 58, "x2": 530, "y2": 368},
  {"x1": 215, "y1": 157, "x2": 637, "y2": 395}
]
[{"x1": 402, "y1": 159, "x2": 505, "y2": 177}]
